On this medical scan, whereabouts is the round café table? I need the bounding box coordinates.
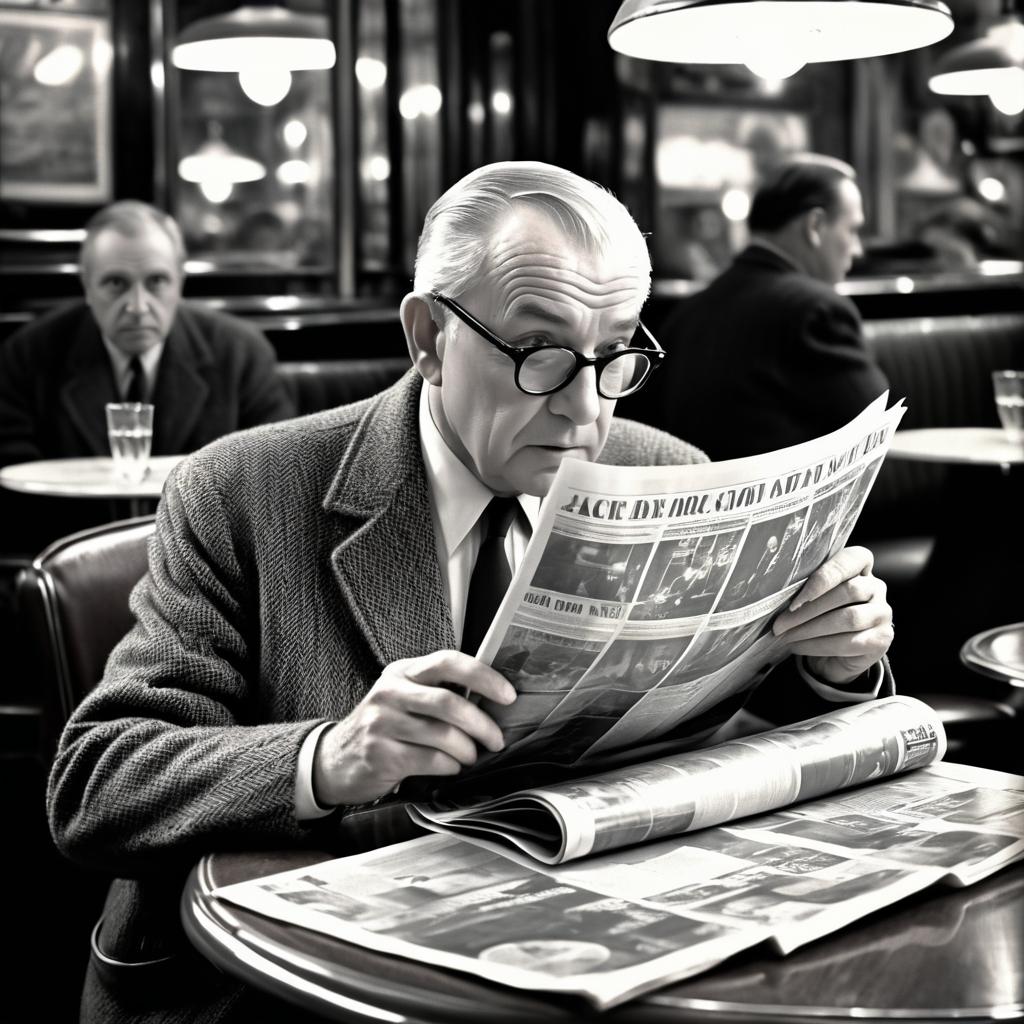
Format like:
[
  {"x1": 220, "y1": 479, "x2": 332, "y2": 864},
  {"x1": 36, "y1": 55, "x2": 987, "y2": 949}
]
[
  {"x1": 0, "y1": 455, "x2": 183, "y2": 516},
  {"x1": 961, "y1": 622, "x2": 1024, "y2": 688},
  {"x1": 885, "y1": 427, "x2": 1024, "y2": 466},
  {"x1": 183, "y1": 850, "x2": 1024, "y2": 1024}
]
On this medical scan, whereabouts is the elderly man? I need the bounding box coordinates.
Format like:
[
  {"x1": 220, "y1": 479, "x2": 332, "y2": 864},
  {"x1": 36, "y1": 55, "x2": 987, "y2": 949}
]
[
  {"x1": 0, "y1": 201, "x2": 293, "y2": 544},
  {"x1": 651, "y1": 156, "x2": 889, "y2": 461},
  {"x1": 48, "y1": 163, "x2": 893, "y2": 1024}
]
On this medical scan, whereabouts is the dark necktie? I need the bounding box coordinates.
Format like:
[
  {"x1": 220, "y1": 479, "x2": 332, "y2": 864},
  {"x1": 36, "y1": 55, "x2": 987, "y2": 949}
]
[
  {"x1": 461, "y1": 497, "x2": 519, "y2": 655},
  {"x1": 125, "y1": 356, "x2": 146, "y2": 403}
]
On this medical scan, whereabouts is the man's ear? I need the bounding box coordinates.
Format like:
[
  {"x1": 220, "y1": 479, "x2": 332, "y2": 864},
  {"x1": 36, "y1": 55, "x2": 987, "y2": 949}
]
[
  {"x1": 803, "y1": 206, "x2": 826, "y2": 248},
  {"x1": 400, "y1": 293, "x2": 444, "y2": 385}
]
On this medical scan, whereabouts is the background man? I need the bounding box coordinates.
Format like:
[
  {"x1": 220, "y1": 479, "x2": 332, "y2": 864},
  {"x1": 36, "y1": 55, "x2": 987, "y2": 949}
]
[
  {"x1": 47, "y1": 162, "x2": 893, "y2": 1023},
  {"x1": 0, "y1": 200, "x2": 294, "y2": 545},
  {"x1": 649, "y1": 155, "x2": 889, "y2": 460}
]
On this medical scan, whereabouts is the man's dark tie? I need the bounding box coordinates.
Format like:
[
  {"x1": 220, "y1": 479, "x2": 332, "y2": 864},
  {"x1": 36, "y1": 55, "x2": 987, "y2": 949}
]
[
  {"x1": 461, "y1": 497, "x2": 519, "y2": 654},
  {"x1": 125, "y1": 356, "x2": 146, "y2": 403}
]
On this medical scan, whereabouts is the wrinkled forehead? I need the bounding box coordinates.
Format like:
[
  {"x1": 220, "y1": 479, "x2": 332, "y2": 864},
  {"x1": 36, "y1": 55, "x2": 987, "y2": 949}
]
[{"x1": 476, "y1": 207, "x2": 650, "y2": 319}]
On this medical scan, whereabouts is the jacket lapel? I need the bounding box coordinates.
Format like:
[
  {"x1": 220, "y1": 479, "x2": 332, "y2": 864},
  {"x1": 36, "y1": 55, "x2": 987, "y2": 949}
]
[
  {"x1": 60, "y1": 318, "x2": 118, "y2": 455},
  {"x1": 151, "y1": 311, "x2": 211, "y2": 454},
  {"x1": 325, "y1": 372, "x2": 455, "y2": 668}
]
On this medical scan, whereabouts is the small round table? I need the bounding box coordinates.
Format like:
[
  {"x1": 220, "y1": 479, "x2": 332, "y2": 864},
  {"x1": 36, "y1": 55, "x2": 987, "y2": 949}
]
[
  {"x1": 961, "y1": 622, "x2": 1024, "y2": 688},
  {"x1": 0, "y1": 455, "x2": 183, "y2": 516},
  {"x1": 886, "y1": 427, "x2": 1024, "y2": 466}
]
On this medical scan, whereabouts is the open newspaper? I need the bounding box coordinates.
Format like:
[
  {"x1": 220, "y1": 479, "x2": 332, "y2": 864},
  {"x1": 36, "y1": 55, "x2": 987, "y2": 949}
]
[
  {"x1": 458, "y1": 392, "x2": 906, "y2": 778},
  {"x1": 212, "y1": 397, "x2": 1024, "y2": 1006},
  {"x1": 216, "y1": 744, "x2": 1024, "y2": 1009}
]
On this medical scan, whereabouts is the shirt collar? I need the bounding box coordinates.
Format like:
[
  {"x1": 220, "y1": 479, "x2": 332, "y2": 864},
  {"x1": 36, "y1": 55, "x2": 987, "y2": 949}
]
[
  {"x1": 747, "y1": 237, "x2": 802, "y2": 272},
  {"x1": 101, "y1": 336, "x2": 165, "y2": 389},
  {"x1": 417, "y1": 382, "x2": 540, "y2": 557}
]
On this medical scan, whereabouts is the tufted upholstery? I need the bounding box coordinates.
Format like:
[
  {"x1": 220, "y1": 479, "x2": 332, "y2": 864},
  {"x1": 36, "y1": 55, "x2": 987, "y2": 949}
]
[
  {"x1": 275, "y1": 357, "x2": 411, "y2": 417},
  {"x1": 17, "y1": 517, "x2": 156, "y2": 759},
  {"x1": 857, "y1": 313, "x2": 1024, "y2": 539}
]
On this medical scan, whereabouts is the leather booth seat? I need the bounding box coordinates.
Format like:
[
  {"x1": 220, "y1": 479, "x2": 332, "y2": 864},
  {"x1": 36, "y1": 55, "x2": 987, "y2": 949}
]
[{"x1": 275, "y1": 356, "x2": 411, "y2": 417}]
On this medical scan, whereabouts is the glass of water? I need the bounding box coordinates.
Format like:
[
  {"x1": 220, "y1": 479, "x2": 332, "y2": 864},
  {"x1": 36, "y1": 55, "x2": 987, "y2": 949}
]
[
  {"x1": 992, "y1": 371, "x2": 1024, "y2": 444},
  {"x1": 105, "y1": 402, "x2": 154, "y2": 483}
]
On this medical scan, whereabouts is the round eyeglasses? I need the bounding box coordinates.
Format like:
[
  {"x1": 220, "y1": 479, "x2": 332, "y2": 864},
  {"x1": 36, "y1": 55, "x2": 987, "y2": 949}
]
[{"x1": 431, "y1": 293, "x2": 665, "y2": 400}]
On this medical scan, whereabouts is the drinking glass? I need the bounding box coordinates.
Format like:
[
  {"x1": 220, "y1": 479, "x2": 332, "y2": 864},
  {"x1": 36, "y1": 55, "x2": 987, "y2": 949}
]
[
  {"x1": 105, "y1": 402, "x2": 154, "y2": 483},
  {"x1": 992, "y1": 370, "x2": 1024, "y2": 444}
]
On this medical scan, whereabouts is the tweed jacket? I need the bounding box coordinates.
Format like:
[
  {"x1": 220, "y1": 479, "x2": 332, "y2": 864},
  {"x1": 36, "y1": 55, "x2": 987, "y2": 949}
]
[
  {"x1": 652, "y1": 245, "x2": 890, "y2": 461},
  {"x1": 46, "y1": 370, "x2": 711, "y2": 1021}
]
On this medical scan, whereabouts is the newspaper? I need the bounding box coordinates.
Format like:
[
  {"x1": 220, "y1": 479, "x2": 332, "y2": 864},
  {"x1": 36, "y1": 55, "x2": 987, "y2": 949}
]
[
  {"x1": 216, "y1": 753, "x2": 1024, "y2": 1009},
  {"x1": 467, "y1": 393, "x2": 906, "y2": 773},
  {"x1": 211, "y1": 396, "x2": 1024, "y2": 1008},
  {"x1": 410, "y1": 695, "x2": 947, "y2": 864}
]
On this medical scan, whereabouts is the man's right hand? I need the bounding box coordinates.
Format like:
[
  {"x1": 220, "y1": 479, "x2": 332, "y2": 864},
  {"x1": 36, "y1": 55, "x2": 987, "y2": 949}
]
[{"x1": 312, "y1": 650, "x2": 517, "y2": 807}]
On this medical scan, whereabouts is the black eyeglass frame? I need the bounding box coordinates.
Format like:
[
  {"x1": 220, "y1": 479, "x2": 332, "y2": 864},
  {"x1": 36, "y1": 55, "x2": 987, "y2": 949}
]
[{"x1": 430, "y1": 292, "x2": 665, "y2": 399}]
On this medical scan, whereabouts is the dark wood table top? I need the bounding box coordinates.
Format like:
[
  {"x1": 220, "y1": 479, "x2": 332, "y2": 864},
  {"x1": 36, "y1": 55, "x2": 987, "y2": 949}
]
[{"x1": 182, "y1": 849, "x2": 1024, "y2": 1023}]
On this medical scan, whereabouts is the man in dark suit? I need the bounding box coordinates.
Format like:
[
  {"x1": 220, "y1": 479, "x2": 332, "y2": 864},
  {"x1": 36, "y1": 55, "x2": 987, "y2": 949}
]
[
  {"x1": 652, "y1": 156, "x2": 889, "y2": 461},
  {"x1": 47, "y1": 162, "x2": 894, "y2": 1023},
  {"x1": 0, "y1": 200, "x2": 294, "y2": 548}
]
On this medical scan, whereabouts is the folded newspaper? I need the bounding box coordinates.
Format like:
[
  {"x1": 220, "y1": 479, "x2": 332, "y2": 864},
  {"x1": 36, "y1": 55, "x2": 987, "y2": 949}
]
[{"x1": 213, "y1": 396, "x2": 1024, "y2": 1007}]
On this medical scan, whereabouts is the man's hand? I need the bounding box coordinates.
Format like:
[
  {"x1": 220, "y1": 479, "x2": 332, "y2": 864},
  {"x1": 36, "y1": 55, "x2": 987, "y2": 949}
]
[
  {"x1": 312, "y1": 651, "x2": 517, "y2": 807},
  {"x1": 772, "y1": 546, "x2": 893, "y2": 684}
]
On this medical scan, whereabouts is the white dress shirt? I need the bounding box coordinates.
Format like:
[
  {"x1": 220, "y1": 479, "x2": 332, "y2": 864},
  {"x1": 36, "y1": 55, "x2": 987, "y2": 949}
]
[{"x1": 101, "y1": 337, "x2": 164, "y2": 402}]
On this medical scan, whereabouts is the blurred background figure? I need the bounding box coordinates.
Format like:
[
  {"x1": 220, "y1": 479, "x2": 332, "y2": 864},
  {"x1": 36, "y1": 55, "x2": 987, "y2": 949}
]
[
  {"x1": 650, "y1": 155, "x2": 889, "y2": 461},
  {"x1": 0, "y1": 199, "x2": 294, "y2": 551}
]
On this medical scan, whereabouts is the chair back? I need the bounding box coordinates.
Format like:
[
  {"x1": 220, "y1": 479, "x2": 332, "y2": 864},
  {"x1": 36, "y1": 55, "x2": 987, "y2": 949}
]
[{"x1": 17, "y1": 516, "x2": 156, "y2": 758}]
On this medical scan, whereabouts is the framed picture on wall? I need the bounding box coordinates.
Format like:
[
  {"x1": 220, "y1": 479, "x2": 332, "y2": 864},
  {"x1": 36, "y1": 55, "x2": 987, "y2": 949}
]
[{"x1": 0, "y1": 8, "x2": 113, "y2": 204}]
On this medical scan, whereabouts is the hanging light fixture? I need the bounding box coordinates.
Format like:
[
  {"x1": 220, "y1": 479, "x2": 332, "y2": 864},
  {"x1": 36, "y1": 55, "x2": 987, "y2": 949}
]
[
  {"x1": 608, "y1": 1, "x2": 954, "y2": 80},
  {"x1": 178, "y1": 122, "x2": 266, "y2": 204},
  {"x1": 928, "y1": 3, "x2": 1024, "y2": 117},
  {"x1": 172, "y1": 6, "x2": 335, "y2": 106}
]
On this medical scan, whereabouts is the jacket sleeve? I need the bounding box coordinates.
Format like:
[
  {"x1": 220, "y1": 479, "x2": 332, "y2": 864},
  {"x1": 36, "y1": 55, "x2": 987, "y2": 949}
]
[{"x1": 46, "y1": 455, "x2": 321, "y2": 876}]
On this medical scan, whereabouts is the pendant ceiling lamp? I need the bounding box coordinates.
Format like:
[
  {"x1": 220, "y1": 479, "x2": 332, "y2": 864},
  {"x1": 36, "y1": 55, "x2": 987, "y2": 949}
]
[
  {"x1": 608, "y1": 0, "x2": 954, "y2": 80},
  {"x1": 178, "y1": 122, "x2": 266, "y2": 204},
  {"x1": 172, "y1": 5, "x2": 335, "y2": 72},
  {"x1": 928, "y1": 3, "x2": 1024, "y2": 117}
]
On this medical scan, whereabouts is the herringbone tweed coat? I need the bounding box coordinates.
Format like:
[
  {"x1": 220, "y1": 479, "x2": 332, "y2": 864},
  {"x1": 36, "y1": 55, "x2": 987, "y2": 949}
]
[{"x1": 45, "y1": 369, "x2": 713, "y2": 1022}]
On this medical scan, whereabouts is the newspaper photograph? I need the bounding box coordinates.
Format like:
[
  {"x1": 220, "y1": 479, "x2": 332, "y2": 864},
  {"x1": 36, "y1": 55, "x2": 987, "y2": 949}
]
[
  {"x1": 410, "y1": 694, "x2": 947, "y2": 864},
  {"x1": 470, "y1": 394, "x2": 905, "y2": 772},
  {"x1": 215, "y1": 761, "x2": 1024, "y2": 1010}
]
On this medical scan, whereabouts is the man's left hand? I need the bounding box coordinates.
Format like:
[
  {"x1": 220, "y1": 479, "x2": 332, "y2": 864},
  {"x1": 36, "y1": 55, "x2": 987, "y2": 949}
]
[{"x1": 772, "y1": 546, "x2": 893, "y2": 684}]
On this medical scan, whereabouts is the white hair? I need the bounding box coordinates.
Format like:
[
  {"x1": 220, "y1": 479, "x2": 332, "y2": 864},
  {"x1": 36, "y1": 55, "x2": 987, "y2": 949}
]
[
  {"x1": 413, "y1": 161, "x2": 651, "y2": 313},
  {"x1": 80, "y1": 200, "x2": 186, "y2": 278}
]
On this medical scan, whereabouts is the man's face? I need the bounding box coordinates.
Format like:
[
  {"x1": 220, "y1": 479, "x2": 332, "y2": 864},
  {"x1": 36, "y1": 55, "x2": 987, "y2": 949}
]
[
  {"x1": 82, "y1": 223, "x2": 183, "y2": 355},
  {"x1": 429, "y1": 208, "x2": 648, "y2": 497},
  {"x1": 812, "y1": 178, "x2": 864, "y2": 285}
]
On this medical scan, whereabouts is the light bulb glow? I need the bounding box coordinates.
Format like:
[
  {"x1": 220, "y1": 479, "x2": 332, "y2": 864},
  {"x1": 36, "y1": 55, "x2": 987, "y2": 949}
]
[
  {"x1": 491, "y1": 90, "x2": 513, "y2": 114},
  {"x1": 283, "y1": 119, "x2": 307, "y2": 147},
  {"x1": 354, "y1": 56, "x2": 387, "y2": 89},
  {"x1": 199, "y1": 179, "x2": 233, "y2": 203},
  {"x1": 33, "y1": 44, "x2": 84, "y2": 86},
  {"x1": 238, "y1": 67, "x2": 292, "y2": 106},
  {"x1": 978, "y1": 176, "x2": 1007, "y2": 202},
  {"x1": 990, "y1": 67, "x2": 1024, "y2": 115},
  {"x1": 366, "y1": 155, "x2": 391, "y2": 182},
  {"x1": 399, "y1": 84, "x2": 443, "y2": 119},
  {"x1": 721, "y1": 188, "x2": 751, "y2": 222},
  {"x1": 744, "y1": 53, "x2": 806, "y2": 79},
  {"x1": 276, "y1": 159, "x2": 311, "y2": 185}
]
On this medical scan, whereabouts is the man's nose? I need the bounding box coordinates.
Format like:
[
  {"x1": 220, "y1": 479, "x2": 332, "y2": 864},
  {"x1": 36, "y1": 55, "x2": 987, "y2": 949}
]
[
  {"x1": 124, "y1": 282, "x2": 147, "y2": 314},
  {"x1": 548, "y1": 364, "x2": 602, "y2": 425}
]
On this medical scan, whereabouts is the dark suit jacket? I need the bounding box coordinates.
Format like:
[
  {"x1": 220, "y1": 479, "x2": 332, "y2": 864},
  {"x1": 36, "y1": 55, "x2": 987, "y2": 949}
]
[
  {"x1": 653, "y1": 245, "x2": 889, "y2": 461},
  {"x1": 46, "y1": 371, "x2": 891, "y2": 1022},
  {"x1": 0, "y1": 300, "x2": 294, "y2": 550}
]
